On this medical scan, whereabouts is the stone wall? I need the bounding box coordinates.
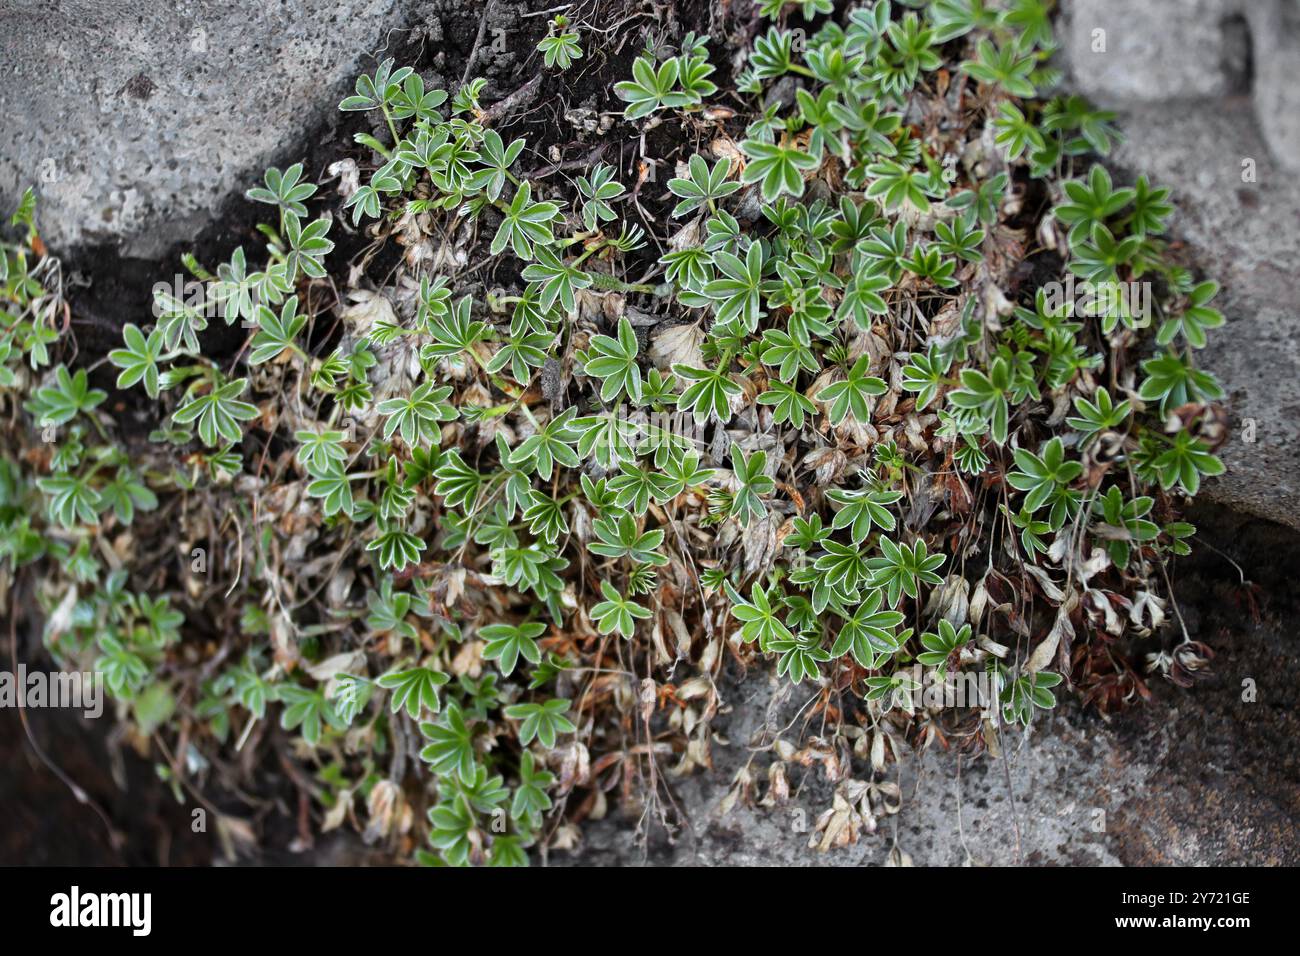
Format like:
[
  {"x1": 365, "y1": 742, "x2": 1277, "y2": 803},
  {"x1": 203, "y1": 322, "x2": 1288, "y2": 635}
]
[{"x1": 0, "y1": 0, "x2": 449, "y2": 258}]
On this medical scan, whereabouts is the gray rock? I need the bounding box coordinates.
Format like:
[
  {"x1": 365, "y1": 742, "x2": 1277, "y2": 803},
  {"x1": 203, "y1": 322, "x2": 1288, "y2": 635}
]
[
  {"x1": 1064, "y1": 0, "x2": 1246, "y2": 104},
  {"x1": 1062, "y1": 0, "x2": 1300, "y2": 172},
  {"x1": 1246, "y1": 0, "x2": 1300, "y2": 174},
  {"x1": 0, "y1": 0, "x2": 420, "y2": 257}
]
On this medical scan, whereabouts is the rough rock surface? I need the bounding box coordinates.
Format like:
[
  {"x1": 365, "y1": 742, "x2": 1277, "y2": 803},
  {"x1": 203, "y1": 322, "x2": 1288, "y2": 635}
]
[
  {"x1": 1063, "y1": 0, "x2": 1250, "y2": 104},
  {"x1": 0, "y1": 0, "x2": 448, "y2": 258}
]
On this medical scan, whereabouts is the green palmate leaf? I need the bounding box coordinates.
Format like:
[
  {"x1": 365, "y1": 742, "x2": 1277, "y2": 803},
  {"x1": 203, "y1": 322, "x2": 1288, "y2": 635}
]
[
  {"x1": 278, "y1": 684, "x2": 346, "y2": 746},
  {"x1": 837, "y1": 269, "x2": 892, "y2": 329},
  {"x1": 365, "y1": 578, "x2": 417, "y2": 641},
  {"x1": 650, "y1": 451, "x2": 713, "y2": 501},
  {"x1": 817, "y1": 356, "x2": 887, "y2": 425},
  {"x1": 306, "y1": 467, "x2": 355, "y2": 518},
  {"x1": 283, "y1": 215, "x2": 334, "y2": 280},
  {"x1": 1149, "y1": 431, "x2": 1225, "y2": 496},
  {"x1": 377, "y1": 381, "x2": 457, "y2": 446},
  {"x1": 1092, "y1": 485, "x2": 1160, "y2": 568},
  {"x1": 521, "y1": 245, "x2": 592, "y2": 314},
  {"x1": 903, "y1": 243, "x2": 958, "y2": 288},
  {"x1": 339, "y1": 58, "x2": 413, "y2": 112},
  {"x1": 467, "y1": 130, "x2": 526, "y2": 203},
  {"x1": 510, "y1": 751, "x2": 555, "y2": 827},
  {"x1": 295, "y1": 428, "x2": 349, "y2": 475},
  {"x1": 813, "y1": 538, "x2": 873, "y2": 593},
  {"x1": 522, "y1": 493, "x2": 569, "y2": 545},
  {"x1": 740, "y1": 138, "x2": 821, "y2": 205},
  {"x1": 423, "y1": 295, "x2": 489, "y2": 360},
  {"x1": 1002, "y1": 669, "x2": 1063, "y2": 725},
  {"x1": 826, "y1": 485, "x2": 903, "y2": 543},
  {"x1": 172, "y1": 377, "x2": 259, "y2": 447},
  {"x1": 607, "y1": 461, "x2": 655, "y2": 516},
  {"x1": 758, "y1": 329, "x2": 817, "y2": 383},
  {"x1": 727, "y1": 581, "x2": 793, "y2": 645},
  {"x1": 1158, "y1": 280, "x2": 1224, "y2": 349},
  {"x1": 589, "y1": 580, "x2": 651, "y2": 638},
  {"x1": 769, "y1": 630, "x2": 831, "y2": 684},
  {"x1": 377, "y1": 666, "x2": 450, "y2": 719},
  {"x1": 153, "y1": 286, "x2": 209, "y2": 353},
  {"x1": 37, "y1": 472, "x2": 99, "y2": 529},
  {"x1": 95, "y1": 634, "x2": 148, "y2": 696},
  {"x1": 1137, "y1": 352, "x2": 1224, "y2": 413},
  {"x1": 829, "y1": 588, "x2": 906, "y2": 667},
  {"x1": 573, "y1": 412, "x2": 637, "y2": 470},
  {"x1": 614, "y1": 52, "x2": 687, "y2": 119},
  {"x1": 668, "y1": 155, "x2": 740, "y2": 217},
  {"x1": 703, "y1": 240, "x2": 766, "y2": 331},
  {"x1": 332, "y1": 675, "x2": 373, "y2": 727},
  {"x1": 960, "y1": 38, "x2": 1037, "y2": 97},
  {"x1": 575, "y1": 162, "x2": 623, "y2": 230},
  {"x1": 538, "y1": 26, "x2": 583, "y2": 70},
  {"x1": 934, "y1": 212, "x2": 985, "y2": 263},
  {"x1": 865, "y1": 160, "x2": 940, "y2": 212},
  {"x1": 588, "y1": 512, "x2": 667, "y2": 566},
  {"x1": 580, "y1": 316, "x2": 641, "y2": 402},
  {"x1": 95, "y1": 466, "x2": 157, "y2": 525},
  {"x1": 486, "y1": 329, "x2": 552, "y2": 382},
  {"x1": 433, "y1": 450, "x2": 482, "y2": 510},
  {"x1": 917, "y1": 619, "x2": 973, "y2": 674},
  {"x1": 248, "y1": 295, "x2": 308, "y2": 364},
  {"x1": 1065, "y1": 387, "x2": 1131, "y2": 447},
  {"x1": 757, "y1": 379, "x2": 816, "y2": 427},
  {"x1": 419, "y1": 702, "x2": 477, "y2": 781},
  {"x1": 900, "y1": 347, "x2": 951, "y2": 411},
  {"x1": 948, "y1": 171, "x2": 1007, "y2": 226},
  {"x1": 947, "y1": 355, "x2": 1012, "y2": 445},
  {"x1": 504, "y1": 698, "x2": 576, "y2": 749},
  {"x1": 425, "y1": 796, "x2": 477, "y2": 866},
  {"x1": 32, "y1": 364, "x2": 106, "y2": 426},
  {"x1": 246, "y1": 162, "x2": 317, "y2": 222},
  {"x1": 1007, "y1": 436, "x2": 1083, "y2": 516},
  {"x1": 480, "y1": 621, "x2": 547, "y2": 677},
  {"x1": 929, "y1": 0, "x2": 1000, "y2": 41},
  {"x1": 1068, "y1": 222, "x2": 1141, "y2": 283},
  {"x1": 491, "y1": 181, "x2": 560, "y2": 260},
  {"x1": 674, "y1": 361, "x2": 741, "y2": 425},
  {"x1": 867, "y1": 537, "x2": 946, "y2": 606},
  {"x1": 730, "y1": 448, "x2": 775, "y2": 526},
  {"x1": 1124, "y1": 174, "x2": 1173, "y2": 236},
  {"x1": 108, "y1": 324, "x2": 165, "y2": 398},
  {"x1": 388, "y1": 73, "x2": 448, "y2": 122},
  {"x1": 366, "y1": 526, "x2": 426, "y2": 572},
  {"x1": 992, "y1": 101, "x2": 1045, "y2": 161},
  {"x1": 509, "y1": 408, "x2": 581, "y2": 481},
  {"x1": 1054, "y1": 165, "x2": 1135, "y2": 246}
]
